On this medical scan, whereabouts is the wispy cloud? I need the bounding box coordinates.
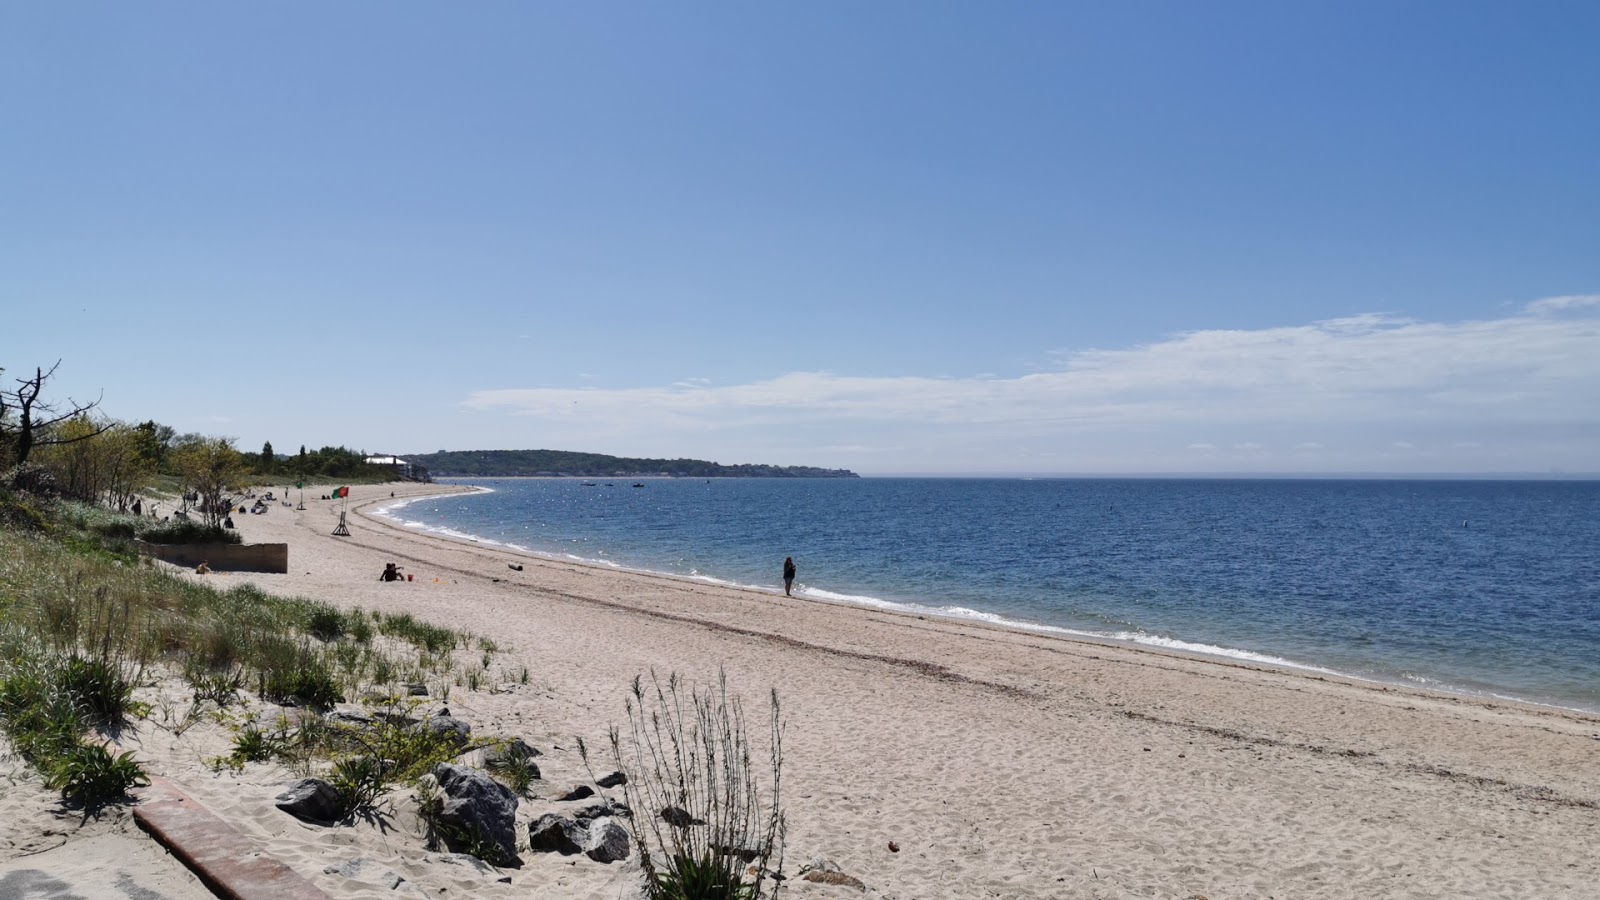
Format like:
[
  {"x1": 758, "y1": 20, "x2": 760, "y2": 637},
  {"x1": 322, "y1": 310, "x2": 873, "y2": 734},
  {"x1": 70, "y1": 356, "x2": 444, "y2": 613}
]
[{"x1": 461, "y1": 300, "x2": 1600, "y2": 472}]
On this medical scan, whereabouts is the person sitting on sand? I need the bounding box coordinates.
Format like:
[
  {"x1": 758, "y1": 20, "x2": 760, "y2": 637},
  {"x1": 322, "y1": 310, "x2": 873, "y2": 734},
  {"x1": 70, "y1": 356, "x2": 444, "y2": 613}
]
[
  {"x1": 195, "y1": 561, "x2": 211, "y2": 575},
  {"x1": 379, "y1": 562, "x2": 405, "y2": 582}
]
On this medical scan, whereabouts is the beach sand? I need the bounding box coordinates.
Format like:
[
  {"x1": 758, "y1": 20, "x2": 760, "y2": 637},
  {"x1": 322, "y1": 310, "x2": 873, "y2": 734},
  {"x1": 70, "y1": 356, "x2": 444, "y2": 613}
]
[{"x1": 6, "y1": 480, "x2": 1598, "y2": 899}]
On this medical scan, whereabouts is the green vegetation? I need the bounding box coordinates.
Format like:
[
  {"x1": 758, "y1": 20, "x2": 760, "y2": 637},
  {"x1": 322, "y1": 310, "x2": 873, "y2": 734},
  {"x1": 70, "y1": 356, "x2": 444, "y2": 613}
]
[
  {"x1": 599, "y1": 671, "x2": 786, "y2": 900},
  {"x1": 0, "y1": 484, "x2": 502, "y2": 810},
  {"x1": 404, "y1": 448, "x2": 857, "y2": 479}
]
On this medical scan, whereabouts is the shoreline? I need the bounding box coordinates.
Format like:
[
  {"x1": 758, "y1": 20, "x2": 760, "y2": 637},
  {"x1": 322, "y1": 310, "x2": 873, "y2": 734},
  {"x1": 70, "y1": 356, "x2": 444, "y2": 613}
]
[
  {"x1": 370, "y1": 483, "x2": 1598, "y2": 718},
  {"x1": 71, "y1": 480, "x2": 1597, "y2": 899}
]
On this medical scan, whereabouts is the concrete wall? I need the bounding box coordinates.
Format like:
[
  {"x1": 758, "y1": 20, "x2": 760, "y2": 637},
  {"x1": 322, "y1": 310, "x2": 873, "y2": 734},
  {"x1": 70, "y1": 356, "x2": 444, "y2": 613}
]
[{"x1": 136, "y1": 540, "x2": 288, "y2": 574}]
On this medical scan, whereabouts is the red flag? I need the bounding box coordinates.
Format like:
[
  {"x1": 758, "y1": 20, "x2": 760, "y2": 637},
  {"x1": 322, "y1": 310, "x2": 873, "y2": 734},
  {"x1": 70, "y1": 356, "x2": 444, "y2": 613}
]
[{"x1": 333, "y1": 486, "x2": 349, "y2": 499}]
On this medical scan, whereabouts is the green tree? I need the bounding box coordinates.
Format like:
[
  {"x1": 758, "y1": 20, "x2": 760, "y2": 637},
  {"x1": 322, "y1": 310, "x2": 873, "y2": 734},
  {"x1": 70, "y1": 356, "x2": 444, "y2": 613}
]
[
  {"x1": 259, "y1": 440, "x2": 275, "y2": 475},
  {"x1": 38, "y1": 419, "x2": 154, "y2": 509},
  {"x1": 132, "y1": 420, "x2": 177, "y2": 473},
  {"x1": 172, "y1": 437, "x2": 249, "y2": 528}
]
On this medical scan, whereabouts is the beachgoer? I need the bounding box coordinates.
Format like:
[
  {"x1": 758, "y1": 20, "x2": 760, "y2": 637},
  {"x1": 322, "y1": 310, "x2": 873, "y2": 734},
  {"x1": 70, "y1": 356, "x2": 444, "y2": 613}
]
[
  {"x1": 783, "y1": 557, "x2": 796, "y2": 596},
  {"x1": 195, "y1": 561, "x2": 211, "y2": 575},
  {"x1": 223, "y1": 516, "x2": 234, "y2": 529},
  {"x1": 379, "y1": 563, "x2": 404, "y2": 582}
]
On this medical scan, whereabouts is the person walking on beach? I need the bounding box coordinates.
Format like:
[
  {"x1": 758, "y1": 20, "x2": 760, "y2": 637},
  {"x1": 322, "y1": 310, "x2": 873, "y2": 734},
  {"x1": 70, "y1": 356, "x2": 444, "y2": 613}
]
[{"x1": 782, "y1": 556, "x2": 796, "y2": 596}]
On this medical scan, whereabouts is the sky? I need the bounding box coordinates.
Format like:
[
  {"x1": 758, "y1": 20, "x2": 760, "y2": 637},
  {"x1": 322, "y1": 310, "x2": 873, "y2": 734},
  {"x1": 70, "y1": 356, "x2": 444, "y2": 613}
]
[{"x1": 3, "y1": 2, "x2": 1597, "y2": 475}]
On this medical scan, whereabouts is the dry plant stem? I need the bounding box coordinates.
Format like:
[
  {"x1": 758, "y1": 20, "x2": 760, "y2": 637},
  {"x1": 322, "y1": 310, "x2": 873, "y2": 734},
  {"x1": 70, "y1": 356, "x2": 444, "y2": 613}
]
[{"x1": 611, "y1": 670, "x2": 784, "y2": 899}]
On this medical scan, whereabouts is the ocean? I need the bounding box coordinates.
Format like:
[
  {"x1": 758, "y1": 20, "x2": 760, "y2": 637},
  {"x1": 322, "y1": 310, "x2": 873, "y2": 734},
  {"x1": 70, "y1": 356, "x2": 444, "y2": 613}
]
[{"x1": 376, "y1": 478, "x2": 1600, "y2": 714}]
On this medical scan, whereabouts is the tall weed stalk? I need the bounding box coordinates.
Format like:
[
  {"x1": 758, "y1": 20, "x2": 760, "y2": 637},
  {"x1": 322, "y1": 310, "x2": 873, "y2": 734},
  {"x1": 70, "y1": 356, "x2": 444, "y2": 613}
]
[{"x1": 607, "y1": 671, "x2": 784, "y2": 900}]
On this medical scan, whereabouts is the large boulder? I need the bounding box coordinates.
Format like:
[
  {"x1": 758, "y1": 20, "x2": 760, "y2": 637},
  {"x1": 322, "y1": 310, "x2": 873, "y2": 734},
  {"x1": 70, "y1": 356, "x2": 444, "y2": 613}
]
[
  {"x1": 429, "y1": 764, "x2": 520, "y2": 867},
  {"x1": 584, "y1": 817, "x2": 631, "y2": 864},
  {"x1": 528, "y1": 814, "x2": 587, "y2": 855},
  {"x1": 275, "y1": 778, "x2": 341, "y2": 824}
]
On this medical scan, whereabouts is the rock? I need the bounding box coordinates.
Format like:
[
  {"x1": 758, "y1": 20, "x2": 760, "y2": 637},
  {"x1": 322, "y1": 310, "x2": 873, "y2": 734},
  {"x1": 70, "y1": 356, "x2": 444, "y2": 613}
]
[
  {"x1": 802, "y1": 870, "x2": 867, "y2": 890},
  {"x1": 405, "y1": 682, "x2": 429, "y2": 696},
  {"x1": 573, "y1": 800, "x2": 632, "y2": 821},
  {"x1": 799, "y1": 857, "x2": 865, "y2": 891},
  {"x1": 485, "y1": 737, "x2": 541, "y2": 762},
  {"x1": 326, "y1": 704, "x2": 373, "y2": 725},
  {"x1": 428, "y1": 764, "x2": 520, "y2": 867},
  {"x1": 419, "y1": 715, "x2": 472, "y2": 750},
  {"x1": 556, "y1": 784, "x2": 594, "y2": 802},
  {"x1": 275, "y1": 778, "x2": 341, "y2": 824},
  {"x1": 595, "y1": 770, "x2": 627, "y2": 788},
  {"x1": 713, "y1": 839, "x2": 764, "y2": 863},
  {"x1": 660, "y1": 806, "x2": 704, "y2": 827},
  {"x1": 583, "y1": 817, "x2": 631, "y2": 863},
  {"x1": 527, "y1": 814, "x2": 586, "y2": 855}
]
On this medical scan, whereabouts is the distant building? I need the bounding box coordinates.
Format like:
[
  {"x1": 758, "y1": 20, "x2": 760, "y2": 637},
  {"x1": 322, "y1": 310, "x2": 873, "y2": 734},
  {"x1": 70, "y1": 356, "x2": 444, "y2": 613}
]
[{"x1": 365, "y1": 456, "x2": 429, "y2": 482}]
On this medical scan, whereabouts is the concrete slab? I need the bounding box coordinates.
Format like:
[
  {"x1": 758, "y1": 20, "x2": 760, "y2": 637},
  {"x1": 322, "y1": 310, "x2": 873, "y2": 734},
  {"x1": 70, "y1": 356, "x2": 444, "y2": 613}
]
[{"x1": 132, "y1": 778, "x2": 329, "y2": 900}]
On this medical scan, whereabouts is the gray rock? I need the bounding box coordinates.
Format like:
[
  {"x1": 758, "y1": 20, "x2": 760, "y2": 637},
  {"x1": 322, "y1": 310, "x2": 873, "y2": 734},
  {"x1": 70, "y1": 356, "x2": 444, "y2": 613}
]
[
  {"x1": 327, "y1": 704, "x2": 373, "y2": 725},
  {"x1": 406, "y1": 682, "x2": 429, "y2": 696},
  {"x1": 419, "y1": 714, "x2": 472, "y2": 750},
  {"x1": 574, "y1": 800, "x2": 632, "y2": 821},
  {"x1": 429, "y1": 764, "x2": 520, "y2": 868},
  {"x1": 660, "y1": 805, "x2": 703, "y2": 827},
  {"x1": 275, "y1": 778, "x2": 341, "y2": 824},
  {"x1": 555, "y1": 784, "x2": 594, "y2": 802},
  {"x1": 483, "y1": 737, "x2": 541, "y2": 763},
  {"x1": 713, "y1": 839, "x2": 764, "y2": 863},
  {"x1": 527, "y1": 814, "x2": 587, "y2": 855},
  {"x1": 595, "y1": 770, "x2": 627, "y2": 788},
  {"x1": 583, "y1": 817, "x2": 631, "y2": 864}
]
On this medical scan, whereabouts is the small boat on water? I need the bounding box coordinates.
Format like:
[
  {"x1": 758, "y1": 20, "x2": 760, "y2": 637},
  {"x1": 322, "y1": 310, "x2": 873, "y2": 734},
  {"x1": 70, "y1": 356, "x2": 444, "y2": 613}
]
[
  {"x1": 632, "y1": 483, "x2": 645, "y2": 488},
  {"x1": 581, "y1": 482, "x2": 597, "y2": 486}
]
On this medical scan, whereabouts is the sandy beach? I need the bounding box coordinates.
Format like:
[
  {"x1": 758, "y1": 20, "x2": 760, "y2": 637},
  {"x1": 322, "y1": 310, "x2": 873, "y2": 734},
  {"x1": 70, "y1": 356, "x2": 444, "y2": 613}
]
[{"x1": 7, "y1": 480, "x2": 1598, "y2": 899}]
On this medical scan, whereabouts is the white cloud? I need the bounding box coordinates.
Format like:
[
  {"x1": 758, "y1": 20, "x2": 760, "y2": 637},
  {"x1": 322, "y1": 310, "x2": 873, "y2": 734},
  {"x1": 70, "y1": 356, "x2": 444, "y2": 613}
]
[
  {"x1": 460, "y1": 301, "x2": 1600, "y2": 473},
  {"x1": 1526, "y1": 294, "x2": 1600, "y2": 315}
]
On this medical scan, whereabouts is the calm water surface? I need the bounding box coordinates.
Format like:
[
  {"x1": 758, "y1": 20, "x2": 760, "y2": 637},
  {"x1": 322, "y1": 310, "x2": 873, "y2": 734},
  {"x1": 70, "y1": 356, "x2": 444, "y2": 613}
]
[{"x1": 378, "y1": 478, "x2": 1600, "y2": 713}]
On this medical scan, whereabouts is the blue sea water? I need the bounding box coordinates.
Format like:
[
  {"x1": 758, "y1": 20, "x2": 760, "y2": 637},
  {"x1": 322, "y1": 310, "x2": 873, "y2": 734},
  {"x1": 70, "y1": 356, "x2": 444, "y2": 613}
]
[{"x1": 378, "y1": 478, "x2": 1600, "y2": 714}]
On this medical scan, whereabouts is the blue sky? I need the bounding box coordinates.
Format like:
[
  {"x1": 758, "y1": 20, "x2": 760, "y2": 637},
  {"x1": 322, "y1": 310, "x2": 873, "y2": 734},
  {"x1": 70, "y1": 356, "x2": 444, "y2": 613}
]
[{"x1": 3, "y1": 2, "x2": 1597, "y2": 475}]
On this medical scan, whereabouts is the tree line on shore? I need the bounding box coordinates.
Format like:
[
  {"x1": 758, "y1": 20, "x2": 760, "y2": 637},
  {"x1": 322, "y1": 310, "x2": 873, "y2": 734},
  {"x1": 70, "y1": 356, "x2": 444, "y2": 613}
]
[
  {"x1": 0, "y1": 361, "x2": 401, "y2": 526},
  {"x1": 406, "y1": 448, "x2": 859, "y2": 479}
]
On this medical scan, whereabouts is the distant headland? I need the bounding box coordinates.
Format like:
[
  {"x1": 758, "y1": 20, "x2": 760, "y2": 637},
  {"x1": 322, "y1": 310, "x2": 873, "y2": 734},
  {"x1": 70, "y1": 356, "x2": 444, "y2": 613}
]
[{"x1": 402, "y1": 449, "x2": 859, "y2": 479}]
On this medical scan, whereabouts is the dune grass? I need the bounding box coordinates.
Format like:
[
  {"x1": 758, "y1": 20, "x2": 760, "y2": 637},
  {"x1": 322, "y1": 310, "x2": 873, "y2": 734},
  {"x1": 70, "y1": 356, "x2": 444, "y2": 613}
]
[{"x1": 0, "y1": 490, "x2": 495, "y2": 808}]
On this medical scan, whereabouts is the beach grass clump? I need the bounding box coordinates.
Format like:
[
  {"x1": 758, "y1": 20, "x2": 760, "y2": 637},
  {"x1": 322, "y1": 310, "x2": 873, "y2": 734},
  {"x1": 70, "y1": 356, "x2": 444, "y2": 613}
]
[
  {"x1": 602, "y1": 671, "x2": 785, "y2": 900},
  {"x1": 376, "y1": 612, "x2": 460, "y2": 656},
  {"x1": 44, "y1": 742, "x2": 149, "y2": 806}
]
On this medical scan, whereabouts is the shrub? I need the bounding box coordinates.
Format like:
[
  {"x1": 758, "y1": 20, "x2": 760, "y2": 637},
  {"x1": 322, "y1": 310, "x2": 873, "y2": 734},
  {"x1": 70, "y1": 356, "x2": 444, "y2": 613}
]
[
  {"x1": 46, "y1": 743, "x2": 149, "y2": 806},
  {"x1": 139, "y1": 520, "x2": 241, "y2": 545},
  {"x1": 604, "y1": 671, "x2": 785, "y2": 900}
]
